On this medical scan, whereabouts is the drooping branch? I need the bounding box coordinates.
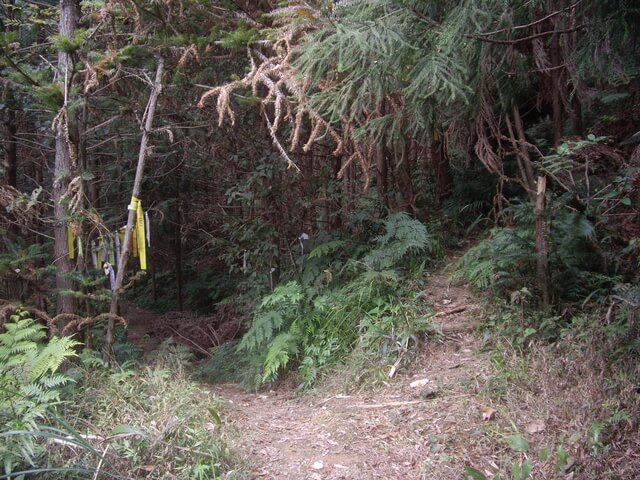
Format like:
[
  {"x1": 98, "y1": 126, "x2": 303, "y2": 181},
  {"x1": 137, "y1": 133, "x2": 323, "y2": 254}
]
[
  {"x1": 468, "y1": 25, "x2": 587, "y2": 45},
  {"x1": 198, "y1": 39, "x2": 345, "y2": 158},
  {"x1": 197, "y1": 12, "x2": 353, "y2": 177},
  {"x1": 476, "y1": 0, "x2": 585, "y2": 37}
]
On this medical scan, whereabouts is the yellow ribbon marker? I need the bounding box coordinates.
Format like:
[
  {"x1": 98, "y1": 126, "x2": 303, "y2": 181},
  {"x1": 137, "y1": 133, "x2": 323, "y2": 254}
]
[
  {"x1": 67, "y1": 225, "x2": 75, "y2": 260},
  {"x1": 128, "y1": 196, "x2": 147, "y2": 270}
]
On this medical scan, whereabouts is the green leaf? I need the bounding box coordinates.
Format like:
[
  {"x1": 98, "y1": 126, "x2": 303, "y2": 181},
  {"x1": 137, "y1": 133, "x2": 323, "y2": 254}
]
[
  {"x1": 620, "y1": 197, "x2": 631, "y2": 206},
  {"x1": 505, "y1": 434, "x2": 529, "y2": 452},
  {"x1": 512, "y1": 458, "x2": 532, "y2": 480},
  {"x1": 555, "y1": 446, "x2": 569, "y2": 473},
  {"x1": 463, "y1": 466, "x2": 488, "y2": 480},
  {"x1": 539, "y1": 446, "x2": 550, "y2": 461},
  {"x1": 207, "y1": 407, "x2": 222, "y2": 427},
  {"x1": 81, "y1": 171, "x2": 95, "y2": 181}
]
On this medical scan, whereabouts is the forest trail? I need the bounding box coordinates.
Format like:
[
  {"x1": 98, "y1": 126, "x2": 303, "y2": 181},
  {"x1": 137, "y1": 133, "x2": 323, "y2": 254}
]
[{"x1": 210, "y1": 269, "x2": 498, "y2": 479}]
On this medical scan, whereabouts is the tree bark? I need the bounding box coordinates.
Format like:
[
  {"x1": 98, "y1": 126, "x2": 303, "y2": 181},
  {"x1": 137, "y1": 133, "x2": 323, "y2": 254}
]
[
  {"x1": 175, "y1": 175, "x2": 183, "y2": 311},
  {"x1": 507, "y1": 107, "x2": 536, "y2": 202},
  {"x1": 2, "y1": 2, "x2": 18, "y2": 189},
  {"x1": 104, "y1": 57, "x2": 164, "y2": 364},
  {"x1": 331, "y1": 155, "x2": 342, "y2": 230},
  {"x1": 395, "y1": 140, "x2": 416, "y2": 215},
  {"x1": 535, "y1": 176, "x2": 551, "y2": 309},
  {"x1": 550, "y1": 33, "x2": 563, "y2": 146},
  {"x1": 434, "y1": 133, "x2": 450, "y2": 210},
  {"x1": 53, "y1": 0, "x2": 78, "y2": 314},
  {"x1": 375, "y1": 142, "x2": 388, "y2": 210},
  {"x1": 3, "y1": 99, "x2": 18, "y2": 187}
]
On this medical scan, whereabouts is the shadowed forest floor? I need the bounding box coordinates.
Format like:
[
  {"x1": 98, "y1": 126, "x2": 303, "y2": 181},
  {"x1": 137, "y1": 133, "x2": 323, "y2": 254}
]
[
  {"x1": 213, "y1": 272, "x2": 493, "y2": 479},
  {"x1": 128, "y1": 269, "x2": 504, "y2": 479},
  {"x1": 123, "y1": 265, "x2": 640, "y2": 479}
]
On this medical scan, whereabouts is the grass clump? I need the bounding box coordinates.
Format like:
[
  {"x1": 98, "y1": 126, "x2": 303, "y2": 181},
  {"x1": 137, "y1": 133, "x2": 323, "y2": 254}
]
[{"x1": 57, "y1": 340, "x2": 242, "y2": 479}]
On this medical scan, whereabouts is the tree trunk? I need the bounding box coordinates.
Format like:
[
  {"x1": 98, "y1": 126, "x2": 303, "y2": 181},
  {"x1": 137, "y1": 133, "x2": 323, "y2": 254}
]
[
  {"x1": 550, "y1": 33, "x2": 563, "y2": 146},
  {"x1": 3, "y1": 99, "x2": 18, "y2": 187},
  {"x1": 104, "y1": 57, "x2": 164, "y2": 364},
  {"x1": 2, "y1": 3, "x2": 18, "y2": 189},
  {"x1": 434, "y1": 134, "x2": 450, "y2": 210},
  {"x1": 507, "y1": 107, "x2": 536, "y2": 202},
  {"x1": 80, "y1": 101, "x2": 100, "y2": 208},
  {"x1": 175, "y1": 175, "x2": 183, "y2": 311},
  {"x1": 53, "y1": 0, "x2": 78, "y2": 314},
  {"x1": 395, "y1": 140, "x2": 416, "y2": 215},
  {"x1": 570, "y1": 95, "x2": 583, "y2": 137},
  {"x1": 535, "y1": 176, "x2": 550, "y2": 309},
  {"x1": 331, "y1": 155, "x2": 342, "y2": 230},
  {"x1": 375, "y1": 142, "x2": 388, "y2": 210}
]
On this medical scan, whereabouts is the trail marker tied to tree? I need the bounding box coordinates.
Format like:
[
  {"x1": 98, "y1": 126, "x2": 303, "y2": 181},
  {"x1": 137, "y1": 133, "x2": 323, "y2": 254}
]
[{"x1": 103, "y1": 57, "x2": 164, "y2": 365}]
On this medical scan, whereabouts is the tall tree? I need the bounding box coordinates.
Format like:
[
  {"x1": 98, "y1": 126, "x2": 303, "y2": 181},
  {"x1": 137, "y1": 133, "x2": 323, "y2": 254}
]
[{"x1": 52, "y1": 0, "x2": 79, "y2": 314}]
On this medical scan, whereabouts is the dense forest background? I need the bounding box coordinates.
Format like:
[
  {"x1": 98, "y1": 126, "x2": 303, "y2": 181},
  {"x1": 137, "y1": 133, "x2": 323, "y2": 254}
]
[{"x1": 1, "y1": 0, "x2": 639, "y2": 478}]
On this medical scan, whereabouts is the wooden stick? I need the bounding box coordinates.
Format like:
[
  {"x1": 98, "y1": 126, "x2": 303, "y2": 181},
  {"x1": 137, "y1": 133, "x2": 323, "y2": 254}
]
[
  {"x1": 432, "y1": 306, "x2": 467, "y2": 317},
  {"x1": 347, "y1": 400, "x2": 426, "y2": 409},
  {"x1": 104, "y1": 57, "x2": 164, "y2": 365}
]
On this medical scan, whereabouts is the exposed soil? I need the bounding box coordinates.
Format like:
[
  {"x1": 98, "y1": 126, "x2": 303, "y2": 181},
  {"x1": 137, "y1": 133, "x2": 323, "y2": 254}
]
[
  {"x1": 122, "y1": 266, "x2": 526, "y2": 479},
  {"x1": 207, "y1": 269, "x2": 499, "y2": 479}
]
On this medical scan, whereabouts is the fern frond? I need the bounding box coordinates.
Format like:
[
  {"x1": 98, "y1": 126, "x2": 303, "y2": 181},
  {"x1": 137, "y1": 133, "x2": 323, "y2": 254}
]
[
  {"x1": 39, "y1": 374, "x2": 72, "y2": 389},
  {"x1": 13, "y1": 327, "x2": 46, "y2": 344},
  {"x1": 8, "y1": 340, "x2": 38, "y2": 355},
  {"x1": 262, "y1": 332, "x2": 300, "y2": 382},
  {"x1": 363, "y1": 212, "x2": 435, "y2": 270},
  {"x1": 308, "y1": 240, "x2": 347, "y2": 259},
  {"x1": 259, "y1": 281, "x2": 303, "y2": 308},
  {"x1": 238, "y1": 311, "x2": 285, "y2": 352},
  {"x1": 27, "y1": 336, "x2": 80, "y2": 382}
]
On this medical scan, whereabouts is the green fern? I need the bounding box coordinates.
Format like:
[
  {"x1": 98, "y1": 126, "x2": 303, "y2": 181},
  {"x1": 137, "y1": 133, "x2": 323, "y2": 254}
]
[
  {"x1": 239, "y1": 281, "x2": 303, "y2": 352},
  {"x1": 262, "y1": 332, "x2": 300, "y2": 382},
  {"x1": 259, "y1": 281, "x2": 304, "y2": 308},
  {"x1": 238, "y1": 311, "x2": 286, "y2": 351},
  {"x1": 454, "y1": 225, "x2": 536, "y2": 292},
  {"x1": 27, "y1": 336, "x2": 80, "y2": 382},
  {"x1": 308, "y1": 240, "x2": 347, "y2": 259},
  {"x1": 363, "y1": 212, "x2": 436, "y2": 271},
  {"x1": 0, "y1": 309, "x2": 79, "y2": 476}
]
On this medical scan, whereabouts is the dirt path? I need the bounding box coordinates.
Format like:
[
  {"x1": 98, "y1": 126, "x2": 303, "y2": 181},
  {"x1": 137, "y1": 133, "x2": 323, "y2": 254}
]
[{"x1": 210, "y1": 270, "x2": 498, "y2": 479}]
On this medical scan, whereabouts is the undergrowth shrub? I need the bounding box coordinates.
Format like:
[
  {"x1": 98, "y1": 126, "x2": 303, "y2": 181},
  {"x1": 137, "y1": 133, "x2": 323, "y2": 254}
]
[
  {"x1": 454, "y1": 224, "x2": 535, "y2": 293},
  {"x1": 201, "y1": 212, "x2": 440, "y2": 389},
  {"x1": 88, "y1": 322, "x2": 143, "y2": 364},
  {"x1": 454, "y1": 199, "x2": 619, "y2": 305},
  {"x1": 60, "y1": 340, "x2": 239, "y2": 480},
  {"x1": 0, "y1": 309, "x2": 79, "y2": 477}
]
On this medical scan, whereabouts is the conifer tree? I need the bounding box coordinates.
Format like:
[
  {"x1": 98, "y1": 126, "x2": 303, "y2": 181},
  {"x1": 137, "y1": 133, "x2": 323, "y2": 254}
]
[{"x1": 52, "y1": 0, "x2": 79, "y2": 314}]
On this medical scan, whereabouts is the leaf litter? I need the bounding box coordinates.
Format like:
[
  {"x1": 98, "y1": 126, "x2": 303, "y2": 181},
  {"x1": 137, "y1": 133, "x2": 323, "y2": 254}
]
[{"x1": 210, "y1": 270, "x2": 499, "y2": 479}]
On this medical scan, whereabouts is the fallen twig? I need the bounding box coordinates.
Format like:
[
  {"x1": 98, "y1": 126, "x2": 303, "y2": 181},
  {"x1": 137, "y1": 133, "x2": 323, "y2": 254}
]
[
  {"x1": 347, "y1": 400, "x2": 426, "y2": 409},
  {"x1": 432, "y1": 306, "x2": 467, "y2": 317},
  {"x1": 317, "y1": 394, "x2": 352, "y2": 406}
]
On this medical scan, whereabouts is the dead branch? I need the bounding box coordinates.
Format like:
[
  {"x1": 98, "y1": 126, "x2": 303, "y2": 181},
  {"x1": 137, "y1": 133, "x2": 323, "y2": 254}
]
[{"x1": 477, "y1": 0, "x2": 585, "y2": 36}]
